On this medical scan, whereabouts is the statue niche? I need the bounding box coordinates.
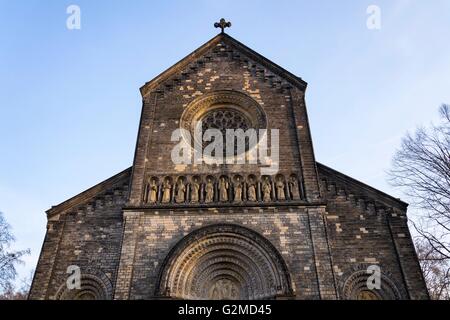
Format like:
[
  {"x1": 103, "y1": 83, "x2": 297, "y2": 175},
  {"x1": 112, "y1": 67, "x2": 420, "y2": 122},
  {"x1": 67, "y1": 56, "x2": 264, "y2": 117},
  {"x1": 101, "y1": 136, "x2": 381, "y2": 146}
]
[
  {"x1": 143, "y1": 173, "x2": 301, "y2": 205},
  {"x1": 275, "y1": 175, "x2": 285, "y2": 201},
  {"x1": 190, "y1": 177, "x2": 200, "y2": 203},
  {"x1": 247, "y1": 176, "x2": 257, "y2": 202},
  {"x1": 219, "y1": 176, "x2": 229, "y2": 202},
  {"x1": 205, "y1": 177, "x2": 215, "y2": 203},
  {"x1": 288, "y1": 175, "x2": 300, "y2": 200},
  {"x1": 233, "y1": 176, "x2": 243, "y2": 203},
  {"x1": 175, "y1": 178, "x2": 186, "y2": 203},
  {"x1": 148, "y1": 178, "x2": 158, "y2": 203},
  {"x1": 262, "y1": 176, "x2": 272, "y2": 202},
  {"x1": 162, "y1": 178, "x2": 172, "y2": 203}
]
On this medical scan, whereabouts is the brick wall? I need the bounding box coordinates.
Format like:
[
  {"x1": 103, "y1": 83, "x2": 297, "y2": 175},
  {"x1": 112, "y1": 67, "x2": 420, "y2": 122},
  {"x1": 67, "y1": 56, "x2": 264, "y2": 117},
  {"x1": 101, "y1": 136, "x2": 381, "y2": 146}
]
[{"x1": 29, "y1": 34, "x2": 428, "y2": 300}]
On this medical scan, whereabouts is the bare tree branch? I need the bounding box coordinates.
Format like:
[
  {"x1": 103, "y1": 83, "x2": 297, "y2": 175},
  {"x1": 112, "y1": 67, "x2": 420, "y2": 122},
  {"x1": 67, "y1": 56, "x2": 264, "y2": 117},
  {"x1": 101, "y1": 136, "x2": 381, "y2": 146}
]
[
  {"x1": 0, "y1": 212, "x2": 30, "y2": 295},
  {"x1": 389, "y1": 104, "x2": 450, "y2": 299}
]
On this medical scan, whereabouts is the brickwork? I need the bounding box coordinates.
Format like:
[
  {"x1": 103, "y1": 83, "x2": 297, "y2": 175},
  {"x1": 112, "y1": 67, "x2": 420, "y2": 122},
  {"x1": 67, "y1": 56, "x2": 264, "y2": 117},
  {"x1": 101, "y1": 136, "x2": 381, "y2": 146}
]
[
  {"x1": 29, "y1": 170, "x2": 130, "y2": 300},
  {"x1": 29, "y1": 33, "x2": 428, "y2": 300}
]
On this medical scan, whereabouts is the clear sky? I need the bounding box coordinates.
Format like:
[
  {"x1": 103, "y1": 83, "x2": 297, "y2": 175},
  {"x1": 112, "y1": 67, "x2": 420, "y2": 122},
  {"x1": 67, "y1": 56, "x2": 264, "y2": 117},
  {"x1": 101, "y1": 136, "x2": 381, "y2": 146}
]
[{"x1": 1, "y1": 0, "x2": 450, "y2": 286}]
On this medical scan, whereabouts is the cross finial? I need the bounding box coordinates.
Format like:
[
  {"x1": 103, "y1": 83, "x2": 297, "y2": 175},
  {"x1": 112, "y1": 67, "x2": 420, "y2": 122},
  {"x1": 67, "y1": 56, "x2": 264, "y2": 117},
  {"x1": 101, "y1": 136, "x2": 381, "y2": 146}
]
[{"x1": 214, "y1": 18, "x2": 231, "y2": 33}]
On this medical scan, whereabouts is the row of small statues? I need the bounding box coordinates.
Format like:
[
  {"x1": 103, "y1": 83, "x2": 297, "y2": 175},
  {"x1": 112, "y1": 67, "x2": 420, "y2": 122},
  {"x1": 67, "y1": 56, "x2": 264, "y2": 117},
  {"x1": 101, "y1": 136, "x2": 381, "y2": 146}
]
[{"x1": 143, "y1": 175, "x2": 302, "y2": 204}]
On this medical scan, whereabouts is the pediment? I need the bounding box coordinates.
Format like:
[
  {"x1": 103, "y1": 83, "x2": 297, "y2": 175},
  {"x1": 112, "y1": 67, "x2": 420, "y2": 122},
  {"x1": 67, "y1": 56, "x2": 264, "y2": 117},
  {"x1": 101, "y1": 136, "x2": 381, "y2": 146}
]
[
  {"x1": 317, "y1": 162, "x2": 408, "y2": 211},
  {"x1": 46, "y1": 167, "x2": 131, "y2": 217},
  {"x1": 139, "y1": 33, "x2": 307, "y2": 98}
]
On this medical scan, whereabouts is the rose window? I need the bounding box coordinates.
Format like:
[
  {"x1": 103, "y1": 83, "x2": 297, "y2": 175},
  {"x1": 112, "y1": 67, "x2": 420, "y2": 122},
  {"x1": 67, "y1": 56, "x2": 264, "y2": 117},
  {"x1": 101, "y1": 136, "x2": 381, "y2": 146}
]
[
  {"x1": 179, "y1": 91, "x2": 268, "y2": 158},
  {"x1": 201, "y1": 109, "x2": 251, "y2": 134}
]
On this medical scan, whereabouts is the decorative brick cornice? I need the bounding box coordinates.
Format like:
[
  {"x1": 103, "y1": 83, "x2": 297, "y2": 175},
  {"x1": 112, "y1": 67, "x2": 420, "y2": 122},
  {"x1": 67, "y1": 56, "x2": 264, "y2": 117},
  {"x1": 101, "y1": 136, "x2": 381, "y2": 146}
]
[
  {"x1": 139, "y1": 33, "x2": 307, "y2": 98},
  {"x1": 317, "y1": 162, "x2": 408, "y2": 215},
  {"x1": 46, "y1": 167, "x2": 131, "y2": 218}
]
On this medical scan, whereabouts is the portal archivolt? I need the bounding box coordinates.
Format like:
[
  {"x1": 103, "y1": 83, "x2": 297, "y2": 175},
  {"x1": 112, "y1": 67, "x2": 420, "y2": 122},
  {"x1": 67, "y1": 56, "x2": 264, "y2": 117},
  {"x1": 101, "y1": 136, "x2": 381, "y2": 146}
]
[{"x1": 156, "y1": 224, "x2": 293, "y2": 300}]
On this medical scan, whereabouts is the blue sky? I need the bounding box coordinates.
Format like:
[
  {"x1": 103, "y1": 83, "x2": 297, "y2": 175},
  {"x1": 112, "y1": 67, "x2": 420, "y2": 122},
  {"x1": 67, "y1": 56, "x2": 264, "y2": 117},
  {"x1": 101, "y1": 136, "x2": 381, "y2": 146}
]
[{"x1": 1, "y1": 0, "x2": 449, "y2": 285}]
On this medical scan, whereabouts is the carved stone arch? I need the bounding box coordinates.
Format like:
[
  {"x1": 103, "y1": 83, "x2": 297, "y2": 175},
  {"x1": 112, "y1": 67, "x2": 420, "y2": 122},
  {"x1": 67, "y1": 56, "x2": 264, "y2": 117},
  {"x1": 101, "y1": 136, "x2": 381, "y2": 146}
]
[
  {"x1": 190, "y1": 175, "x2": 202, "y2": 183},
  {"x1": 339, "y1": 264, "x2": 406, "y2": 300},
  {"x1": 232, "y1": 175, "x2": 244, "y2": 187},
  {"x1": 175, "y1": 175, "x2": 187, "y2": 182},
  {"x1": 186, "y1": 250, "x2": 265, "y2": 298},
  {"x1": 156, "y1": 224, "x2": 294, "y2": 300},
  {"x1": 190, "y1": 257, "x2": 256, "y2": 298},
  {"x1": 180, "y1": 90, "x2": 267, "y2": 135},
  {"x1": 148, "y1": 176, "x2": 159, "y2": 182},
  {"x1": 179, "y1": 90, "x2": 267, "y2": 159},
  {"x1": 54, "y1": 269, "x2": 113, "y2": 300},
  {"x1": 143, "y1": 176, "x2": 159, "y2": 204}
]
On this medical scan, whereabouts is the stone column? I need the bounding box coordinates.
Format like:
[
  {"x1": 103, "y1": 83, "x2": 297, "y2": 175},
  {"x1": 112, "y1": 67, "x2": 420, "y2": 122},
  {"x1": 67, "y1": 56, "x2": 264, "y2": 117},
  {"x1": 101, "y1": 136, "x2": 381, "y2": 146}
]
[
  {"x1": 114, "y1": 211, "x2": 143, "y2": 300},
  {"x1": 386, "y1": 209, "x2": 429, "y2": 299},
  {"x1": 128, "y1": 93, "x2": 158, "y2": 206},
  {"x1": 288, "y1": 87, "x2": 321, "y2": 202},
  {"x1": 29, "y1": 215, "x2": 66, "y2": 300},
  {"x1": 307, "y1": 206, "x2": 338, "y2": 299}
]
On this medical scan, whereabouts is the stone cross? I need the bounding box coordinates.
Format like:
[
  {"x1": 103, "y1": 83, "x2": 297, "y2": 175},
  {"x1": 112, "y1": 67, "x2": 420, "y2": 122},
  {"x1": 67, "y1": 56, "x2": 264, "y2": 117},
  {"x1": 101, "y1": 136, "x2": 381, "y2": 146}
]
[{"x1": 214, "y1": 18, "x2": 231, "y2": 33}]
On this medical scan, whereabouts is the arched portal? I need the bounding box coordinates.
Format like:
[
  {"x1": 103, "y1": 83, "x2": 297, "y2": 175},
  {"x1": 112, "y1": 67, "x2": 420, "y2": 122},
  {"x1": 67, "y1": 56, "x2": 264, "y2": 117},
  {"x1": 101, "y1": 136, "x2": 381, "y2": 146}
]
[
  {"x1": 156, "y1": 224, "x2": 293, "y2": 300},
  {"x1": 340, "y1": 267, "x2": 406, "y2": 300},
  {"x1": 54, "y1": 273, "x2": 113, "y2": 300}
]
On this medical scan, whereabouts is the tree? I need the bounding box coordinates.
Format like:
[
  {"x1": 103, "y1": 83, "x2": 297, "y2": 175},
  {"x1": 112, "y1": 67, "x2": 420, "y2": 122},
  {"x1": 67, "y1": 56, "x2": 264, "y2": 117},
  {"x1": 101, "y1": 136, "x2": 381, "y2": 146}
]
[
  {"x1": 415, "y1": 239, "x2": 450, "y2": 300},
  {"x1": 0, "y1": 211, "x2": 30, "y2": 296},
  {"x1": 0, "y1": 269, "x2": 34, "y2": 300},
  {"x1": 389, "y1": 104, "x2": 450, "y2": 299}
]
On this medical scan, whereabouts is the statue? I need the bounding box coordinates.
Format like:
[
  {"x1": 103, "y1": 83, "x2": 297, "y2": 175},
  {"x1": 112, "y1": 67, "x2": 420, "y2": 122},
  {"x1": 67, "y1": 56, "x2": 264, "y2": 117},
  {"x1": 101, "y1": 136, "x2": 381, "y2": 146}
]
[
  {"x1": 357, "y1": 290, "x2": 379, "y2": 300},
  {"x1": 175, "y1": 179, "x2": 186, "y2": 203},
  {"x1": 149, "y1": 179, "x2": 158, "y2": 203},
  {"x1": 262, "y1": 177, "x2": 272, "y2": 202},
  {"x1": 247, "y1": 179, "x2": 257, "y2": 202},
  {"x1": 233, "y1": 177, "x2": 243, "y2": 202},
  {"x1": 211, "y1": 287, "x2": 220, "y2": 300},
  {"x1": 288, "y1": 176, "x2": 300, "y2": 200},
  {"x1": 205, "y1": 178, "x2": 214, "y2": 203},
  {"x1": 219, "y1": 177, "x2": 229, "y2": 202},
  {"x1": 209, "y1": 279, "x2": 239, "y2": 300},
  {"x1": 191, "y1": 178, "x2": 200, "y2": 203},
  {"x1": 276, "y1": 179, "x2": 285, "y2": 201},
  {"x1": 162, "y1": 180, "x2": 172, "y2": 203}
]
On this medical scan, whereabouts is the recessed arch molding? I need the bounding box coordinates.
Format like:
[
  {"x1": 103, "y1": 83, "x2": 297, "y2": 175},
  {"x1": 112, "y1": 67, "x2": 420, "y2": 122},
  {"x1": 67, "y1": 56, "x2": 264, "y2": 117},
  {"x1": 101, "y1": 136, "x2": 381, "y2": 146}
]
[{"x1": 156, "y1": 224, "x2": 294, "y2": 300}]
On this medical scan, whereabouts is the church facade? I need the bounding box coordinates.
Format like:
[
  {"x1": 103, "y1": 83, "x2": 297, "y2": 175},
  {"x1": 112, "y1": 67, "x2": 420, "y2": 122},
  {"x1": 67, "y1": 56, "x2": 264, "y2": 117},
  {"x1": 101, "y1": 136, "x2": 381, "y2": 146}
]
[{"x1": 29, "y1": 26, "x2": 428, "y2": 300}]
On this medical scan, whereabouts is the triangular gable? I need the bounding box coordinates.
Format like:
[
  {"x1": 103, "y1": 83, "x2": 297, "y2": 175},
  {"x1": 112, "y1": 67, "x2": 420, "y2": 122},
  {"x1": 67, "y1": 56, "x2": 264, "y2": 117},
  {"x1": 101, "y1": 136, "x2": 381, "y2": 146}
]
[
  {"x1": 46, "y1": 167, "x2": 132, "y2": 217},
  {"x1": 317, "y1": 162, "x2": 408, "y2": 210},
  {"x1": 139, "y1": 33, "x2": 307, "y2": 97}
]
